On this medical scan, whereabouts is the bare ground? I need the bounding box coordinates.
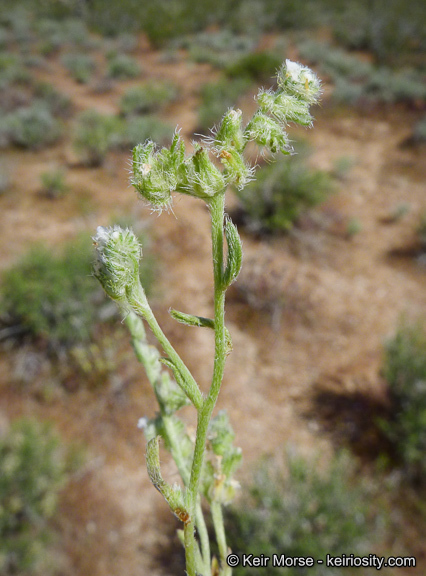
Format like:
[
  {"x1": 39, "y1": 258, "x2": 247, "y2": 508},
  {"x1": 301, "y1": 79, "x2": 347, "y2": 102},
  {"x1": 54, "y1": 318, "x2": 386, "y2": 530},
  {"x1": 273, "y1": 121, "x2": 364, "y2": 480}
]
[{"x1": 0, "y1": 34, "x2": 425, "y2": 575}]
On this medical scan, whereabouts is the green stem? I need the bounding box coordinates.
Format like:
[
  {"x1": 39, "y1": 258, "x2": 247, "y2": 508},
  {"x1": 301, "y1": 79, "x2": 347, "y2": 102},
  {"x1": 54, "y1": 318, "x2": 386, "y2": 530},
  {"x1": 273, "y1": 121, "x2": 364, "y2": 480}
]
[
  {"x1": 211, "y1": 501, "x2": 231, "y2": 575},
  {"x1": 127, "y1": 286, "x2": 203, "y2": 410},
  {"x1": 184, "y1": 520, "x2": 197, "y2": 576},
  {"x1": 184, "y1": 191, "x2": 228, "y2": 575},
  {"x1": 126, "y1": 312, "x2": 211, "y2": 574},
  {"x1": 164, "y1": 416, "x2": 211, "y2": 575}
]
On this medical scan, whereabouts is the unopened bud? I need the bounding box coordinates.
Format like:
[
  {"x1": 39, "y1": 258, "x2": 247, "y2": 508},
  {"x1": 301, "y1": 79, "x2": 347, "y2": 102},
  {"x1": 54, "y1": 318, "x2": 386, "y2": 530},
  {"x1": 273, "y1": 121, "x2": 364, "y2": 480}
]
[
  {"x1": 219, "y1": 147, "x2": 254, "y2": 189},
  {"x1": 186, "y1": 146, "x2": 226, "y2": 199},
  {"x1": 257, "y1": 89, "x2": 313, "y2": 127},
  {"x1": 245, "y1": 112, "x2": 292, "y2": 154},
  {"x1": 93, "y1": 225, "x2": 142, "y2": 306},
  {"x1": 214, "y1": 108, "x2": 245, "y2": 152},
  {"x1": 132, "y1": 140, "x2": 178, "y2": 210}
]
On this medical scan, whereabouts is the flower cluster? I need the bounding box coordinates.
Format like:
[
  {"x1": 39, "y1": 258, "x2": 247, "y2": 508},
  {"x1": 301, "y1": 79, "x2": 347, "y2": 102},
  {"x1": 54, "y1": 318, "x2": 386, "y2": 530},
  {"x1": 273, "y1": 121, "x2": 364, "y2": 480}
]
[
  {"x1": 245, "y1": 59, "x2": 321, "y2": 156},
  {"x1": 131, "y1": 60, "x2": 321, "y2": 211}
]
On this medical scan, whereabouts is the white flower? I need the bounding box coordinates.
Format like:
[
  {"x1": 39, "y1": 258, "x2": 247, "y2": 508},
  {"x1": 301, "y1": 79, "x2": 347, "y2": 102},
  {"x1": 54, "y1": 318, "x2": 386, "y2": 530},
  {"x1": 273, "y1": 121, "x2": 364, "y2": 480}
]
[{"x1": 137, "y1": 417, "x2": 148, "y2": 430}]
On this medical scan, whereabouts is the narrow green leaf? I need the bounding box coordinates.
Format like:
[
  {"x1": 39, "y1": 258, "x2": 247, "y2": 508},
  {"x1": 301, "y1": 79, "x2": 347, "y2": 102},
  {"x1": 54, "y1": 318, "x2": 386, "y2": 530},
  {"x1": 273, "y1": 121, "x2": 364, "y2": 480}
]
[
  {"x1": 222, "y1": 216, "x2": 243, "y2": 289},
  {"x1": 146, "y1": 437, "x2": 190, "y2": 523},
  {"x1": 170, "y1": 309, "x2": 215, "y2": 330}
]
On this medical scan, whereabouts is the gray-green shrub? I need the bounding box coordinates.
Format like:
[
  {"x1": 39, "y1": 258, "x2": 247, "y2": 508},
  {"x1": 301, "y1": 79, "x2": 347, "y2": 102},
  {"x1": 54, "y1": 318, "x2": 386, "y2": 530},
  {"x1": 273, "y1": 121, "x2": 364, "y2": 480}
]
[
  {"x1": 227, "y1": 450, "x2": 379, "y2": 576},
  {"x1": 106, "y1": 52, "x2": 140, "y2": 79},
  {"x1": 225, "y1": 51, "x2": 282, "y2": 82},
  {"x1": 5, "y1": 102, "x2": 61, "y2": 149},
  {"x1": 40, "y1": 167, "x2": 68, "y2": 199},
  {"x1": 381, "y1": 323, "x2": 426, "y2": 480},
  {"x1": 61, "y1": 52, "x2": 96, "y2": 84},
  {"x1": 73, "y1": 109, "x2": 122, "y2": 166},
  {"x1": 0, "y1": 419, "x2": 69, "y2": 575},
  {"x1": 235, "y1": 150, "x2": 332, "y2": 233},
  {"x1": 198, "y1": 77, "x2": 251, "y2": 131},
  {"x1": 121, "y1": 116, "x2": 172, "y2": 148},
  {"x1": 1, "y1": 236, "x2": 97, "y2": 348},
  {"x1": 120, "y1": 81, "x2": 178, "y2": 116}
]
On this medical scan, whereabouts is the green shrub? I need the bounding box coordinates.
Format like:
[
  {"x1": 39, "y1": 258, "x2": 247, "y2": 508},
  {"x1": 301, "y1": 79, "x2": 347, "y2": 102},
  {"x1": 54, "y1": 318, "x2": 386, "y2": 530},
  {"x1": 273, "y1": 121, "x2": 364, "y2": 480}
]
[
  {"x1": 120, "y1": 81, "x2": 178, "y2": 116},
  {"x1": 106, "y1": 52, "x2": 140, "y2": 79},
  {"x1": 412, "y1": 116, "x2": 426, "y2": 143},
  {"x1": 198, "y1": 77, "x2": 251, "y2": 131},
  {"x1": 181, "y1": 30, "x2": 256, "y2": 68},
  {"x1": 227, "y1": 450, "x2": 378, "y2": 576},
  {"x1": 235, "y1": 152, "x2": 332, "y2": 234},
  {"x1": 331, "y1": 0, "x2": 426, "y2": 66},
  {"x1": 417, "y1": 211, "x2": 426, "y2": 250},
  {"x1": 381, "y1": 323, "x2": 426, "y2": 480},
  {"x1": 0, "y1": 53, "x2": 31, "y2": 90},
  {"x1": 225, "y1": 51, "x2": 282, "y2": 82},
  {"x1": 36, "y1": 17, "x2": 94, "y2": 54},
  {"x1": 0, "y1": 419, "x2": 69, "y2": 575},
  {"x1": 298, "y1": 39, "x2": 426, "y2": 106},
  {"x1": 61, "y1": 52, "x2": 96, "y2": 84},
  {"x1": 33, "y1": 82, "x2": 72, "y2": 118},
  {"x1": 121, "y1": 115, "x2": 172, "y2": 148},
  {"x1": 6, "y1": 102, "x2": 61, "y2": 150},
  {"x1": 40, "y1": 167, "x2": 68, "y2": 199},
  {"x1": 0, "y1": 236, "x2": 98, "y2": 348},
  {"x1": 73, "y1": 109, "x2": 123, "y2": 166}
]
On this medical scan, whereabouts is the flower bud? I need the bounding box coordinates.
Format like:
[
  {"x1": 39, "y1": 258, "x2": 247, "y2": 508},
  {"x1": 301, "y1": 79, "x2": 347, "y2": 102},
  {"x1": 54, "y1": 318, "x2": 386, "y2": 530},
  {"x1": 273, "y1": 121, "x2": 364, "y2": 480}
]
[
  {"x1": 257, "y1": 89, "x2": 313, "y2": 127},
  {"x1": 277, "y1": 59, "x2": 321, "y2": 105},
  {"x1": 214, "y1": 108, "x2": 245, "y2": 152},
  {"x1": 93, "y1": 225, "x2": 142, "y2": 306},
  {"x1": 245, "y1": 112, "x2": 292, "y2": 154},
  {"x1": 218, "y1": 147, "x2": 254, "y2": 189},
  {"x1": 132, "y1": 139, "x2": 181, "y2": 210},
  {"x1": 185, "y1": 145, "x2": 226, "y2": 199}
]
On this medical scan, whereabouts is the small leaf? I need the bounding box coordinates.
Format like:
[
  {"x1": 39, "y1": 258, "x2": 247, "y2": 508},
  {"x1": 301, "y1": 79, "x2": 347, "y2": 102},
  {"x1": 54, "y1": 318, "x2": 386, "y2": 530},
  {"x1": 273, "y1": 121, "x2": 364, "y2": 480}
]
[
  {"x1": 170, "y1": 309, "x2": 215, "y2": 330},
  {"x1": 146, "y1": 437, "x2": 190, "y2": 523},
  {"x1": 222, "y1": 216, "x2": 243, "y2": 289}
]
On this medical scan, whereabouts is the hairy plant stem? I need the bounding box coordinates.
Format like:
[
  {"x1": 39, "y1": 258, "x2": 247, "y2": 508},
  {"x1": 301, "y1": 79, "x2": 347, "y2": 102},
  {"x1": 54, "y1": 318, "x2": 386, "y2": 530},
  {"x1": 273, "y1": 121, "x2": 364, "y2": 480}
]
[
  {"x1": 124, "y1": 313, "x2": 211, "y2": 575},
  {"x1": 184, "y1": 191, "x2": 228, "y2": 576},
  {"x1": 127, "y1": 288, "x2": 203, "y2": 410},
  {"x1": 212, "y1": 501, "x2": 231, "y2": 575}
]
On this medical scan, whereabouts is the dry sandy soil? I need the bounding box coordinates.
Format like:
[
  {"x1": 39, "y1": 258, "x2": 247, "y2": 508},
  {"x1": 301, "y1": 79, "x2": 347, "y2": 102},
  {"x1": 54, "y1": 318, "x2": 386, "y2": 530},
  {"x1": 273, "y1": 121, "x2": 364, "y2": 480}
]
[{"x1": 0, "y1": 33, "x2": 425, "y2": 576}]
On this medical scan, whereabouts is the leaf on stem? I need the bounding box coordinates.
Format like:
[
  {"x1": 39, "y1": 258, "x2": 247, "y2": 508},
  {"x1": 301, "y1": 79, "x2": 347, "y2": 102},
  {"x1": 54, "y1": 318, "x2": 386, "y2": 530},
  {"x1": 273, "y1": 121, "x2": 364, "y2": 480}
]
[
  {"x1": 146, "y1": 437, "x2": 190, "y2": 523},
  {"x1": 170, "y1": 309, "x2": 215, "y2": 329},
  {"x1": 222, "y1": 216, "x2": 242, "y2": 289}
]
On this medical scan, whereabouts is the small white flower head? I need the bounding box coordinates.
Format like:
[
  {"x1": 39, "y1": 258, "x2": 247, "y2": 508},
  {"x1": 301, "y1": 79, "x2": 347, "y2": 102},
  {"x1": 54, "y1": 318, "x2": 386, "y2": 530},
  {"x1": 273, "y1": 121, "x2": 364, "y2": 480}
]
[
  {"x1": 277, "y1": 59, "x2": 321, "y2": 105},
  {"x1": 137, "y1": 417, "x2": 148, "y2": 430},
  {"x1": 93, "y1": 225, "x2": 142, "y2": 305}
]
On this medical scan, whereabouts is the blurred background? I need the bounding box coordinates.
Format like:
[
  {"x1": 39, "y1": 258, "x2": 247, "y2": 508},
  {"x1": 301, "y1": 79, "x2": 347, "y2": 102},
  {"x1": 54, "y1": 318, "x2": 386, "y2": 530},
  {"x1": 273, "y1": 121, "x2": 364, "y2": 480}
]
[{"x1": 0, "y1": 0, "x2": 425, "y2": 574}]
